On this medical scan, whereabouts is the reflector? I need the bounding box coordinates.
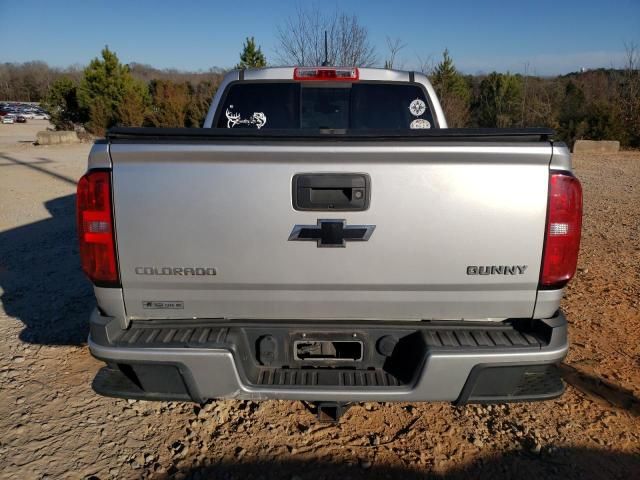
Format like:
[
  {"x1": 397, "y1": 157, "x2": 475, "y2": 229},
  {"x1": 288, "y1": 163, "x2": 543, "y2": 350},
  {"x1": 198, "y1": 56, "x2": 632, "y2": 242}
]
[{"x1": 549, "y1": 223, "x2": 569, "y2": 236}]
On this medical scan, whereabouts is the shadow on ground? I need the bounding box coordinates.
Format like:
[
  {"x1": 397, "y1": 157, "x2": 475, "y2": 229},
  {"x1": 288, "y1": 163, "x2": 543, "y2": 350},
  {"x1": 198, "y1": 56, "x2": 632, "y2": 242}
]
[
  {"x1": 0, "y1": 154, "x2": 75, "y2": 185},
  {"x1": 0, "y1": 193, "x2": 94, "y2": 345},
  {"x1": 560, "y1": 364, "x2": 640, "y2": 417},
  {"x1": 154, "y1": 447, "x2": 640, "y2": 480}
]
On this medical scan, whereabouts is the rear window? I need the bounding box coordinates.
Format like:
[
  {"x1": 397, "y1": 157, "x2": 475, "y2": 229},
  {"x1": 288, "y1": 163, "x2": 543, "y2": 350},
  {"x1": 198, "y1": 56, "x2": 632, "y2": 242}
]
[{"x1": 215, "y1": 82, "x2": 435, "y2": 130}]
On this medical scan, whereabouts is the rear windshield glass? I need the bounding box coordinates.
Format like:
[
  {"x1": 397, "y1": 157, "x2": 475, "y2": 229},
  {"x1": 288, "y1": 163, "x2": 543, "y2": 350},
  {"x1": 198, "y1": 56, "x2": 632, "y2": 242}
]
[{"x1": 215, "y1": 82, "x2": 435, "y2": 130}]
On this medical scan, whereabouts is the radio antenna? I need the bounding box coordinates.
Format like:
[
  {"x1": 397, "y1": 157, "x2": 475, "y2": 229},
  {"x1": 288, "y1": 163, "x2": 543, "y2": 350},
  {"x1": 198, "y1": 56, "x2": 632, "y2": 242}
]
[{"x1": 321, "y1": 30, "x2": 329, "y2": 66}]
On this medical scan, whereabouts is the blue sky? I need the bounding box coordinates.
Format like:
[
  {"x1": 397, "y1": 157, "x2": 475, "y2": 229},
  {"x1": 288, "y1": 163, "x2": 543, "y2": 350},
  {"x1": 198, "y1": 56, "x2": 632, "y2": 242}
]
[{"x1": 1, "y1": 0, "x2": 639, "y2": 75}]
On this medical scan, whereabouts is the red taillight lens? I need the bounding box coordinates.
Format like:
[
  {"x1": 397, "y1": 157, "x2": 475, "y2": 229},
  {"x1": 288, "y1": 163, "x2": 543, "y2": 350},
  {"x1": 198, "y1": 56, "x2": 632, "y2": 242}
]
[
  {"x1": 76, "y1": 170, "x2": 119, "y2": 286},
  {"x1": 540, "y1": 172, "x2": 583, "y2": 289},
  {"x1": 293, "y1": 67, "x2": 359, "y2": 81}
]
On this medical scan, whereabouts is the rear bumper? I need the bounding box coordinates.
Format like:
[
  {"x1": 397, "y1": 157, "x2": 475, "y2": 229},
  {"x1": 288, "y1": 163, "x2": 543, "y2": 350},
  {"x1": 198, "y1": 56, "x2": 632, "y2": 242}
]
[{"x1": 88, "y1": 310, "x2": 568, "y2": 404}]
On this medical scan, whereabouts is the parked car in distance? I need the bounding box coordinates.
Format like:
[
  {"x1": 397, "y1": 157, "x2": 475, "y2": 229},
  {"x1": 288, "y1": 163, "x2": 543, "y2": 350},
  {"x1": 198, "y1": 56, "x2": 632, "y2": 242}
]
[
  {"x1": 2, "y1": 114, "x2": 15, "y2": 124},
  {"x1": 0, "y1": 103, "x2": 50, "y2": 120},
  {"x1": 16, "y1": 115, "x2": 27, "y2": 123}
]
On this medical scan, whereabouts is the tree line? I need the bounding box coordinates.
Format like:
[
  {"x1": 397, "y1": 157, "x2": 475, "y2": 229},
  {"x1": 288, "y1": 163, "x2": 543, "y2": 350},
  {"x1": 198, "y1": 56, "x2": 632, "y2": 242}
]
[
  {"x1": 429, "y1": 48, "x2": 640, "y2": 147},
  {"x1": 2, "y1": 6, "x2": 637, "y2": 147},
  {"x1": 19, "y1": 48, "x2": 222, "y2": 135}
]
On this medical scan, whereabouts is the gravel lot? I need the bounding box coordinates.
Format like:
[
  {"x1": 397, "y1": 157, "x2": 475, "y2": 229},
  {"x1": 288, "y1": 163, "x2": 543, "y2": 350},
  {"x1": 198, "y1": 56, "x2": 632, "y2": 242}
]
[
  {"x1": 0, "y1": 130, "x2": 638, "y2": 479},
  {"x1": 0, "y1": 119, "x2": 52, "y2": 145}
]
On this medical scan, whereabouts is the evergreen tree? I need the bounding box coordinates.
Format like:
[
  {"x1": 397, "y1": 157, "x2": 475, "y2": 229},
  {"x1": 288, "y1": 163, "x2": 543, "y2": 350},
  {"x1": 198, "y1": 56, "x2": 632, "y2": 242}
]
[
  {"x1": 236, "y1": 37, "x2": 267, "y2": 69},
  {"x1": 185, "y1": 81, "x2": 218, "y2": 127},
  {"x1": 557, "y1": 81, "x2": 587, "y2": 146},
  {"x1": 42, "y1": 77, "x2": 88, "y2": 130},
  {"x1": 430, "y1": 49, "x2": 471, "y2": 127},
  {"x1": 476, "y1": 72, "x2": 523, "y2": 127},
  {"x1": 431, "y1": 49, "x2": 470, "y2": 101},
  {"x1": 583, "y1": 100, "x2": 627, "y2": 143},
  {"x1": 117, "y1": 80, "x2": 149, "y2": 127},
  {"x1": 78, "y1": 46, "x2": 149, "y2": 134},
  {"x1": 148, "y1": 80, "x2": 190, "y2": 127}
]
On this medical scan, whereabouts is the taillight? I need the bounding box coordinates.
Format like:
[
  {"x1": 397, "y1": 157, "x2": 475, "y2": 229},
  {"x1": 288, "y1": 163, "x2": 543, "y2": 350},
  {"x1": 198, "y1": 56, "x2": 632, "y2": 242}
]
[
  {"x1": 540, "y1": 171, "x2": 583, "y2": 289},
  {"x1": 293, "y1": 67, "x2": 359, "y2": 81},
  {"x1": 76, "y1": 170, "x2": 119, "y2": 287}
]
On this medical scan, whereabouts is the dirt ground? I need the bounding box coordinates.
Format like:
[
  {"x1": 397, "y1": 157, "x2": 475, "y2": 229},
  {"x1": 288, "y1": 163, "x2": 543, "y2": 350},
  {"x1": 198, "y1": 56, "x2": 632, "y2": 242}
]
[
  {"x1": 0, "y1": 119, "x2": 51, "y2": 145},
  {"x1": 0, "y1": 131, "x2": 638, "y2": 479}
]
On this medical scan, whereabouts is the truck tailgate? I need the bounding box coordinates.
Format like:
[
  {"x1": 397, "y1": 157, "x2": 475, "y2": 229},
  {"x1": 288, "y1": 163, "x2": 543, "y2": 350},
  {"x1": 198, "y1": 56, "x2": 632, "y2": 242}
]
[{"x1": 109, "y1": 141, "x2": 551, "y2": 321}]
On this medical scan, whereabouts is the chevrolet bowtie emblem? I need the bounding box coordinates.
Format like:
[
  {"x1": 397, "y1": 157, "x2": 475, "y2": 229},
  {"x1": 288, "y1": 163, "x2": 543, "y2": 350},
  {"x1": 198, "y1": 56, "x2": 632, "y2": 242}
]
[{"x1": 288, "y1": 220, "x2": 376, "y2": 248}]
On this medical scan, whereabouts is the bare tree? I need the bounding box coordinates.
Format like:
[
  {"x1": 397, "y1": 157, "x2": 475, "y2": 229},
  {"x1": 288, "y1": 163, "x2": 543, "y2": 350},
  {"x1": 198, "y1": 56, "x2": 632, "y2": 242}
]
[
  {"x1": 415, "y1": 53, "x2": 435, "y2": 76},
  {"x1": 384, "y1": 37, "x2": 406, "y2": 69},
  {"x1": 621, "y1": 41, "x2": 640, "y2": 144},
  {"x1": 521, "y1": 61, "x2": 529, "y2": 127},
  {"x1": 0, "y1": 61, "x2": 81, "y2": 102},
  {"x1": 275, "y1": 5, "x2": 377, "y2": 67}
]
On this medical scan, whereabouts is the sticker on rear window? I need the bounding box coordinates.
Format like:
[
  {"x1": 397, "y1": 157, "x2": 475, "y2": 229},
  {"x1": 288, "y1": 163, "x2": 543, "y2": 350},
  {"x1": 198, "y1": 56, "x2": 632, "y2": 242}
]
[
  {"x1": 410, "y1": 118, "x2": 431, "y2": 129},
  {"x1": 409, "y1": 98, "x2": 426, "y2": 117},
  {"x1": 225, "y1": 106, "x2": 267, "y2": 129}
]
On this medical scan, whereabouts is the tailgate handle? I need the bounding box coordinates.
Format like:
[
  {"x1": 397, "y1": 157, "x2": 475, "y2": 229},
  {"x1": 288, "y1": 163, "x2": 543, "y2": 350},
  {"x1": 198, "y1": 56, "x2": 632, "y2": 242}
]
[{"x1": 292, "y1": 173, "x2": 370, "y2": 211}]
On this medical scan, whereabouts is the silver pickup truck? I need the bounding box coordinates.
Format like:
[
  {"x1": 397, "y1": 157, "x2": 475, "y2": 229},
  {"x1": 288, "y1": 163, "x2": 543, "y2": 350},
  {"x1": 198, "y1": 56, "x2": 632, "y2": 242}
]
[{"x1": 80, "y1": 67, "x2": 582, "y2": 419}]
